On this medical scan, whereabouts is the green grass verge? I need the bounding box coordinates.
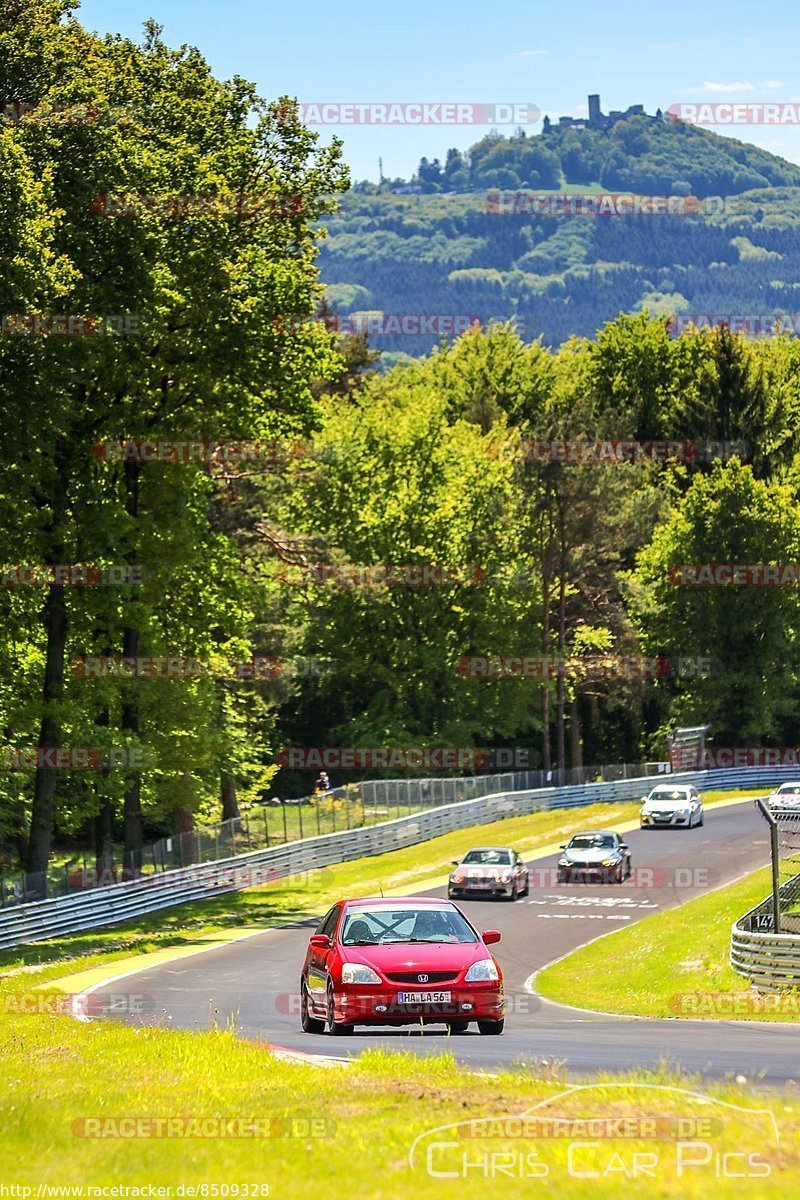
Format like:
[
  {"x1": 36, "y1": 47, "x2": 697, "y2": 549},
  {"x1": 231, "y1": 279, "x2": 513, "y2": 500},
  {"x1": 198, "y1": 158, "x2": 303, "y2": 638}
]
[
  {"x1": 537, "y1": 865, "x2": 800, "y2": 1022},
  {"x1": 0, "y1": 1018, "x2": 797, "y2": 1196}
]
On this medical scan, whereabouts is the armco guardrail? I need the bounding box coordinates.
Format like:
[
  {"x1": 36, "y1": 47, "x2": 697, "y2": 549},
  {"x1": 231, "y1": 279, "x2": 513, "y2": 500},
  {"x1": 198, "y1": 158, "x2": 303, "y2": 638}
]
[
  {"x1": 2, "y1": 760, "x2": 671, "y2": 904},
  {"x1": 0, "y1": 764, "x2": 792, "y2": 952},
  {"x1": 731, "y1": 873, "x2": 800, "y2": 991}
]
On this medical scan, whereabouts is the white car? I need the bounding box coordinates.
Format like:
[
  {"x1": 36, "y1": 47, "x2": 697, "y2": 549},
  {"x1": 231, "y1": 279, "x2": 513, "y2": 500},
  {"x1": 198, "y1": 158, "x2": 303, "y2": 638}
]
[
  {"x1": 766, "y1": 782, "x2": 800, "y2": 813},
  {"x1": 640, "y1": 784, "x2": 703, "y2": 829}
]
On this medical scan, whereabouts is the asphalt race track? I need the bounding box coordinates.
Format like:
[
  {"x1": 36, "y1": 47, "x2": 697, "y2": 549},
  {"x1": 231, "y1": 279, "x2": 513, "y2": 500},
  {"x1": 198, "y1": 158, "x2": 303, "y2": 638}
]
[{"x1": 90, "y1": 801, "x2": 800, "y2": 1081}]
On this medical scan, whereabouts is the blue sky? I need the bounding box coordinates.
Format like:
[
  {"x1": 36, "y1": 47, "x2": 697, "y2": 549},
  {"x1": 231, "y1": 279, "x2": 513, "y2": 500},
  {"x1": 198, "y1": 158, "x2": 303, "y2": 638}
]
[{"x1": 78, "y1": 0, "x2": 800, "y2": 181}]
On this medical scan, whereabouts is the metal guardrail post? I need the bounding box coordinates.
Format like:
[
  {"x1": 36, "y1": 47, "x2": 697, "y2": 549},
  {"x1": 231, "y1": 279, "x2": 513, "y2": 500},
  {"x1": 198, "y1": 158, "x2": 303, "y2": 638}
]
[
  {"x1": 754, "y1": 796, "x2": 781, "y2": 934},
  {"x1": 770, "y1": 821, "x2": 781, "y2": 935}
]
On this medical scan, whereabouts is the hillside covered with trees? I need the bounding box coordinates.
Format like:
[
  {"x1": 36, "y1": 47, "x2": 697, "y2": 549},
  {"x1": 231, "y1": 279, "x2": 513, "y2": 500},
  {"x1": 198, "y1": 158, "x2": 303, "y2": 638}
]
[{"x1": 320, "y1": 116, "x2": 800, "y2": 356}]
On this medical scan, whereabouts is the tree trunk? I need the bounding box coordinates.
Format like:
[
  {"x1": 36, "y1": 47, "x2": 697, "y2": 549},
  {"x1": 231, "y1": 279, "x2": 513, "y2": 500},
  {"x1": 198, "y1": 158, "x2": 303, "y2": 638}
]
[
  {"x1": 570, "y1": 695, "x2": 583, "y2": 770},
  {"x1": 3, "y1": 728, "x2": 29, "y2": 865},
  {"x1": 26, "y1": 440, "x2": 70, "y2": 884},
  {"x1": 221, "y1": 773, "x2": 240, "y2": 822},
  {"x1": 94, "y1": 795, "x2": 114, "y2": 880},
  {"x1": 121, "y1": 459, "x2": 143, "y2": 872},
  {"x1": 555, "y1": 499, "x2": 567, "y2": 780},
  {"x1": 540, "y1": 480, "x2": 553, "y2": 775},
  {"x1": 174, "y1": 806, "x2": 195, "y2": 865}
]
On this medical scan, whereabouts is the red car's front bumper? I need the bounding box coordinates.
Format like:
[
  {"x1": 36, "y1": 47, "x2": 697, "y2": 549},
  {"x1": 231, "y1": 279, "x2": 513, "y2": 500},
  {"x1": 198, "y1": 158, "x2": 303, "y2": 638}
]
[{"x1": 331, "y1": 984, "x2": 504, "y2": 1026}]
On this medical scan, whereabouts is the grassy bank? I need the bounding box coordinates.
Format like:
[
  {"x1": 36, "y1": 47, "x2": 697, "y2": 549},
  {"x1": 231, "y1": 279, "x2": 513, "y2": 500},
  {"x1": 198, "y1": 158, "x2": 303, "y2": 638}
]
[{"x1": 0, "y1": 1015, "x2": 797, "y2": 1197}]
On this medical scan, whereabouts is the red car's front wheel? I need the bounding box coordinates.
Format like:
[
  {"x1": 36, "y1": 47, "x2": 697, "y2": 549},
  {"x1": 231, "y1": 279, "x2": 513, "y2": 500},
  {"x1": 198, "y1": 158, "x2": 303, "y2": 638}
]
[{"x1": 301, "y1": 982, "x2": 324, "y2": 1034}]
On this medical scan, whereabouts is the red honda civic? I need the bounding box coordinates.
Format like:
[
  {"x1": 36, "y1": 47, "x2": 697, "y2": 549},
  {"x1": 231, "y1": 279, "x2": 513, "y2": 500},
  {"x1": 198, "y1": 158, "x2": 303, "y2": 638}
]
[{"x1": 300, "y1": 896, "x2": 505, "y2": 1036}]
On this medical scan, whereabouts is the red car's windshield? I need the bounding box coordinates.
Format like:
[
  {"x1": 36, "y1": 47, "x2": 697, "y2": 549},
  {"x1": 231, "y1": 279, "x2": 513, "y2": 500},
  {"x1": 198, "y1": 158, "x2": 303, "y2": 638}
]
[{"x1": 340, "y1": 906, "x2": 478, "y2": 945}]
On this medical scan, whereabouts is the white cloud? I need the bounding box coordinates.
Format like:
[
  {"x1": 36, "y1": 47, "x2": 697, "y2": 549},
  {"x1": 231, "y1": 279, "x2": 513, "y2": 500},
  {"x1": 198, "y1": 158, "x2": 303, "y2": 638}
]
[
  {"x1": 517, "y1": 50, "x2": 547, "y2": 57},
  {"x1": 763, "y1": 80, "x2": 785, "y2": 88},
  {"x1": 701, "y1": 80, "x2": 755, "y2": 92}
]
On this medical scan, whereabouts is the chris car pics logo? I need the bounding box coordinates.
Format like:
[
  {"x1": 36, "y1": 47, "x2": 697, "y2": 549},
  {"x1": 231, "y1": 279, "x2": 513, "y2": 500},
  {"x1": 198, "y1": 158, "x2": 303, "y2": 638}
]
[{"x1": 409, "y1": 1084, "x2": 778, "y2": 1181}]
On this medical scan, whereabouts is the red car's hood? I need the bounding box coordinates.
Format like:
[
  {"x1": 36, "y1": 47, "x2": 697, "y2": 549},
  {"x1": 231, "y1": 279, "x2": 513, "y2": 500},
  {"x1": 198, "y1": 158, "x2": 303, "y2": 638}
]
[{"x1": 341, "y1": 941, "x2": 487, "y2": 973}]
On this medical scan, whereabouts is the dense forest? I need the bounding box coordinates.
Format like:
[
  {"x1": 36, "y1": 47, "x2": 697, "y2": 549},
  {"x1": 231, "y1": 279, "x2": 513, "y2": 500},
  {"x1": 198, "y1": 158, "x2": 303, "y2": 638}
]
[
  {"x1": 4, "y1": 2, "x2": 800, "y2": 882},
  {"x1": 321, "y1": 118, "x2": 800, "y2": 357}
]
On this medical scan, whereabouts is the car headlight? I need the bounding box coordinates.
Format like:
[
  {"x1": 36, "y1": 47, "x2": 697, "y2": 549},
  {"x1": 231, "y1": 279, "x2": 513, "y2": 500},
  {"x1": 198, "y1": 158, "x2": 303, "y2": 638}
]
[
  {"x1": 676, "y1": 807, "x2": 688, "y2": 814},
  {"x1": 558, "y1": 857, "x2": 571, "y2": 867},
  {"x1": 465, "y1": 958, "x2": 499, "y2": 982},
  {"x1": 601, "y1": 858, "x2": 618, "y2": 867},
  {"x1": 341, "y1": 963, "x2": 381, "y2": 984}
]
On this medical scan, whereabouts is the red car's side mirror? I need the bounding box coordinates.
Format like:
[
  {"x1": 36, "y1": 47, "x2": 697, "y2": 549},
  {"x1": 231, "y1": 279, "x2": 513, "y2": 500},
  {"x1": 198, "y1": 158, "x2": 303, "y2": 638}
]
[
  {"x1": 309, "y1": 934, "x2": 331, "y2": 949},
  {"x1": 482, "y1": 930, "x2": 501, "y2": 945}
]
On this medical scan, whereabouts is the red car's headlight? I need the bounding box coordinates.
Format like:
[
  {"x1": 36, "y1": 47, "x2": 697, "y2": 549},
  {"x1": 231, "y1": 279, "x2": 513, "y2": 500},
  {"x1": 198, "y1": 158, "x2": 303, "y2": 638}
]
[
  {"x1": 464, "y1": 958, "x2": 499, "y2": 982},
  {"x1": 341, "y1": 963, "x2": 381, "y2": 984}
]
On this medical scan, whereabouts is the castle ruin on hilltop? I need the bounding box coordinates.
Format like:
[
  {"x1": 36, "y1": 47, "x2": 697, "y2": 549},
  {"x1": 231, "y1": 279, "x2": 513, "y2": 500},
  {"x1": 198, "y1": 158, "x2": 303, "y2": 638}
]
[{"x1": 543, "y1": 94, "x2": 658, "y2": 133}]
